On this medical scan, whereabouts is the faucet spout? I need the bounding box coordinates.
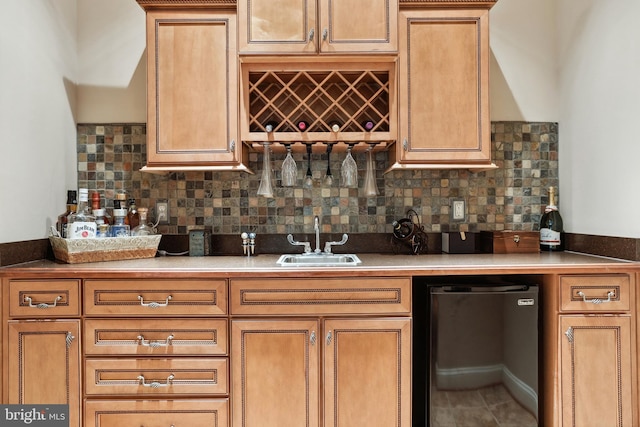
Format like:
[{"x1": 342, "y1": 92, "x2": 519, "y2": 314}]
[{"x1": 314, "y1": 216, "x2": 321, "y2": 253}]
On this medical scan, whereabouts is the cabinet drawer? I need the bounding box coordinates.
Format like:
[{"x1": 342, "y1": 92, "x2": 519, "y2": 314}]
[
  {"x1": 84, "y1": 399, "x2": 228, "y2": 427},
  {"x1": 84, "y1": 318, "x2": 228, "y2": 356},
  {"x1": 560, "y1": 274, "x2": 631, "y2": 312},
  {"x1": 84, "y1": 279, "x2": 227, "y2": 316},
  {"x1": 230, "y1": 277, "x2": 411, "y2": 315},
  {"x1": 9, "y1": 279, "x2": 80, "y2": 317},
  {"x1": 85, "y1": 358, "x2": 228, "y2": 396}
]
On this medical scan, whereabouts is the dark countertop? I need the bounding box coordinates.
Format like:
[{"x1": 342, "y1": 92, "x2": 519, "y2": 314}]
[{"x1": 2, "y1": 252, "x2": 638, "y2": 278}]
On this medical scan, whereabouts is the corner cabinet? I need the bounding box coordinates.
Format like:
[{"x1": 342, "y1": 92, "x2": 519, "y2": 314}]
[
  {"x1": 389, "y1": 6, "x2": 494, "y2": 170},
  {"x1": 238, "y1": 0, "x2": 398, "y2": 54},
  {"x1": 139, "y1": 7, "x2": 249, "y2": 172}
]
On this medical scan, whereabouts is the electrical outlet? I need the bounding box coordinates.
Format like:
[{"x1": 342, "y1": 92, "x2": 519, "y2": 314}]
[
  {"x1": 155, "y1": 201, "x2": 169, "y2": 224},
  {"x1": 451, "y1": 199, "x2": 466, "y2": 221}
]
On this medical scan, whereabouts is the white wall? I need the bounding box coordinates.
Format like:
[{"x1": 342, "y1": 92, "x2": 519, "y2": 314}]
[
  {"x1": 76, "y1": 0, "x2": 146, "y2": 123},
  {"x1": 0, "y1": 0, "x2": 78, "y2": 243},
  {"x1": 556, "y1": 0, "x2": 640, "y2": 238}
]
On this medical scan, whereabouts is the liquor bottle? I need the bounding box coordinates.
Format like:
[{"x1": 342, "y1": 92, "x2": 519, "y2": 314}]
[
  {"x1": 297, "y1": 120, "x2": 310, "y2": 131},
  {"x1": 132, "y1": 208, "x2": 154, "y2": 236},
  {"x1": 57, "y1": 190, "x2": 77, "y2": 238},
  {"x1": 540, "y1": 186, "x2": 564, "y2": 251},
  {"x1": 67, "y1": 188, "x2": 97, "y2": 239},
  {"x1": 362, "y1": 120, "x2": 375, "y2": 131},
  {"x1": 91, "y1": 191, "x2": 101, "y2": 211},
  {"x1": 127, "y1": 198, "x2": 140, "y2": 229}
]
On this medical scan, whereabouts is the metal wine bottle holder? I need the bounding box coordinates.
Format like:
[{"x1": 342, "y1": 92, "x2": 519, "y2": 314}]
[{"x1": 391, "y1": 209, "x2": 428, "y2": 255}]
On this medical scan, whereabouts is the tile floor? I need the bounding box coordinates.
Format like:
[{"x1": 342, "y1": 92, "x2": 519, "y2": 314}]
[{"x1": 430, "y1": 384, "x2": 538, "y2": 427}]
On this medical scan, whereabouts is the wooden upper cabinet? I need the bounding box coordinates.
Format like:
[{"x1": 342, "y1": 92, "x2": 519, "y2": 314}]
[
  {"x1": 391, "y1": 8, "x2": 492, "y2": 168},
  {"x1": 144, "y1": 10, "x2": 248, "y2": 170},
  {"x1": 239, "y1": 0, "x2": 398, "y2": 54}
]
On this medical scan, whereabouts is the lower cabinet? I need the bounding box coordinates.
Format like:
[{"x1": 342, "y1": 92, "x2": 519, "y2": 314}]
[
  {"x1": 559, "y1": 315, "x2": 633, "y2": 426},
  {"x1": 231, "y1": 317, "x2": 411, "y2": 427},
  {"x1": 84, "y1": 399, "x2": 229, "y2": 427},
  {"x1": 555, "y1": 274, "x2": 636, "y2": 427},
  {"x1": 7, "y1": 320, "x2": 81, "y2": 427}
]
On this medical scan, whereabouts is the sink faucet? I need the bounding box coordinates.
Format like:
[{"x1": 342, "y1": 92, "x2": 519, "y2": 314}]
[
  {"x1": 324, "y1": 234, "x2": 349, "y2": 254},
  {"x1": 314, "y1": 216, "x2": 321, "y2": 253}
]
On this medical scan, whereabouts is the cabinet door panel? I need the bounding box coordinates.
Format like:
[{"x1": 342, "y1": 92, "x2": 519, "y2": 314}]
[
  {"x1": 320, "y1": 0, "x2": 397, "y2": 53},
  {"x1": 231, "y1": 319, "x2": 320, "y2": 427},
  {"x1": 146, "y1": 11, "x2": 238, "y2": 166},
  {"x1": 560, "y1": 316, "x2": 633, "y2": 426},
  {"x1": 323, "y1": 318, "x2": 411, "y2": 427},
  {"x1": 398, "y1": 9, "x2": 490, "y2": 164},
  {"x1": 8, "y1": 320, "x2": 81, "y2": 427},
  {"x1": 239, "y1": 0, "x2": 317, "y2": 53}
]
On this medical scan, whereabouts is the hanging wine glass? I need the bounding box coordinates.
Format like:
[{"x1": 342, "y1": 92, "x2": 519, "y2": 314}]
[
  {"x1": 304, "y1": 143, "x2": 313, "y2": 188},
  {"x1": 324, "y1": 144, "x2": 333, "y2": 186},
  {"x1": 257, "y1": 143, "x2": 274, "y2": 197},
  {"x1": 341, "y1": 144, "x2": 358, "y2": 188},
  {"x1": 363, "y1": 146, "x2": 379, "y2": 197},
  {"x1": 281, "y1": 144, "x2": 297, "y2": 187}
]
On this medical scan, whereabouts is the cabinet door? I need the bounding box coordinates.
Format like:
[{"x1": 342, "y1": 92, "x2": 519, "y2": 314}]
[
  {"x1": 319, "y1": 0, "x2": 397, "y2": 53},
  {"x1": 396, "y1": 9, "x2": 491, "y2": 165},
  {"x1": 323, "y1": 318, "x2": 411, "y2": 427},
  {"x1": 238, "y1": 0, "x2": 317, "y2": 53},
  {"x1": 146, "y1": 11, "x2": 240, "y2": 167},
  {"x1": 7, "y1": 320, "x2": 81, "y2": 427},
  {"x1": 560, "y1": 316, "x2": 633, "y2": 426},
  {"x1": 231, "y1": 319, "x2": 320, "y2": 427}
]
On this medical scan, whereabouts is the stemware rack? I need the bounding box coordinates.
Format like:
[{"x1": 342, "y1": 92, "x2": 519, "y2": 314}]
[{"x1": 240, "y1": 57, "x2": 397, "y2": 154}]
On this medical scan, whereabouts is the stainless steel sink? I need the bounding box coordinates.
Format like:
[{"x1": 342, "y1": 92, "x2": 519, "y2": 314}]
[{"x1": 276, "y1": 253, "x2": 362, "y2": 267}]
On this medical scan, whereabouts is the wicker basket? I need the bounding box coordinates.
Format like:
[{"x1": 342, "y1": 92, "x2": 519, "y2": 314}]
[{"x1": 49, "y1": 235, "x2": 161, "y2": 264}]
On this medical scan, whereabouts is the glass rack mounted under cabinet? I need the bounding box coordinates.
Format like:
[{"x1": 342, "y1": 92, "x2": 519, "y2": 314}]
[{"x1": 240, "y1": 58, "x2": 397, "y2": 153}]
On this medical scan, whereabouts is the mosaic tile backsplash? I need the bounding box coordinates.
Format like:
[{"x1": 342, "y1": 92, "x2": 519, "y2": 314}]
[{"x1": 76, "y1": 122, "x2": 559, "y2": 235}]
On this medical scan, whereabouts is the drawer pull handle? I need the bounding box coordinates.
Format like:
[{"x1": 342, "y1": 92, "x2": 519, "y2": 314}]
[
  {"x1": 138, "y1": 295, "x2": 172, "y2": 308},
  {"x1": 137, "y1": 374, "x2": 174, "y2": 388},
  {"x1": 577, "y1": 290, "x2": 615, "y2": 304},
  {"x1": 137, "y1": 334, "x2": 174, "y2": 348},
  {"x1": 24, "y1": 295, "x2": 62, "y2": 309}
]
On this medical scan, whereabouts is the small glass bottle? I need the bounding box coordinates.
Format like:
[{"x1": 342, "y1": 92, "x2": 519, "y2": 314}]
[
  {"x1": 57, "y1": 190, "x2": 77, "y2": 238},
  {"x1": 111, "y1": 208, "x2": 130, "y2": 237},
  {"x1": 93, "y1": 209, "x2": 110, "y2": 238},
  {"x1": 67, "y1": 188, "x2": 97, "y2": 239},
  {"x1": 127, "y1": 198, "x2": 140, "y2": 229},
  {"x1": 132, "y1": 208, "x2": 154, "y2": 236}
]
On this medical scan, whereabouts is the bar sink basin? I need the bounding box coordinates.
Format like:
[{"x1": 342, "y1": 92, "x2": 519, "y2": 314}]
[{"x1": 276, "y1": 253, "x2": 362, "y2": 267}]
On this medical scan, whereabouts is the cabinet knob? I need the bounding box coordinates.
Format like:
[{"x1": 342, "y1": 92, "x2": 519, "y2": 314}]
[
  {"x1": 310, "y1": 331, "x2": 316, "y2": 346},
  {"x1": 322, "y1": 28, "x2": 328, "y2": 41},
  {"x1": 230, "y1": 139, "x2": 236, "y2": 153},
  {"x1": 403, "y1": 138, "x2": 408, "y2": 151},
  {"x1": 308, "y1": 28, "x2": 315, "y2": 42},
  {"x1": 326, "y1": 330, "x2": 333, "y2": 346}
]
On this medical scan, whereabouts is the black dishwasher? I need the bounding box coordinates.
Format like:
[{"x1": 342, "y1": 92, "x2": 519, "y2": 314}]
[{"x1": 413, "y1": 279, "x2": 540, "y2": 426}]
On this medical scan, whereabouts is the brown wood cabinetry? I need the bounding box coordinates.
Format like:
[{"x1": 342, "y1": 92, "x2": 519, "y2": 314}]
[
  {"x1": 553, "y1": 274, "x2": 636, "y2": 426},
  {"x1": 230, "y1": 277, "x2": 412, "y2": 427},
  {"x1": 238, "y1": 0, "x2": 398, "y2": 54},
  {"x1": 390, "y1": 8, "x2": 493, "y2": 169},
  {"x1": 4, "y1": 279, "x2": 81, "y2": 427},
  {"x1": 141, "y1": 8, "x2": 248, "y2": 172},
  {"x1": 83, "y1": 277, "x2": 230, "y2": 426}
]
